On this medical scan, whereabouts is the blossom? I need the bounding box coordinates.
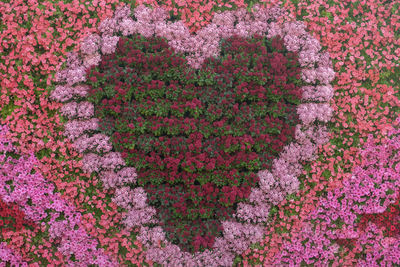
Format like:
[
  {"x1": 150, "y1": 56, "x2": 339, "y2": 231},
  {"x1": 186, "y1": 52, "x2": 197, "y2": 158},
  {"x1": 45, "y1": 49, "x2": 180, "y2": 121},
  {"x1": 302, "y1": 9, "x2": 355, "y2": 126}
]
[
  {"x1": 101, "y1": 35, "x2": 119, "y2": 55},
  {"x1": 80, "y1": 34, "x2": 101, "y2": 55}
]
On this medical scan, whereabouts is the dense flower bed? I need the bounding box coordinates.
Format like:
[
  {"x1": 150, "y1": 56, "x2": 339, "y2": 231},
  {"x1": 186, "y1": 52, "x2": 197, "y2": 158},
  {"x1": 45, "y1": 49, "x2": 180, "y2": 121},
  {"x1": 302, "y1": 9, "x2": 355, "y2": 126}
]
[
  {"x1": 83, "y1": 30, "x2": 305, "y2": 254},
  {"x1": 47, "y1": 4, "x2": 335, "y2": 265},
  {"x1": 0, "y1": 0, "x2": 399, "y2": 266}
]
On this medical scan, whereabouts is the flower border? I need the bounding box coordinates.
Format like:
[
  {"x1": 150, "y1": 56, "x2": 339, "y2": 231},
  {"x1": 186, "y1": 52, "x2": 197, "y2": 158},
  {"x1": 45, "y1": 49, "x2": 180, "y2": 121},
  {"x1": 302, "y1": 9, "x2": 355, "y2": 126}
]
[{"x1": 49, "y1": 4, "x2": 334, "y2": 266}]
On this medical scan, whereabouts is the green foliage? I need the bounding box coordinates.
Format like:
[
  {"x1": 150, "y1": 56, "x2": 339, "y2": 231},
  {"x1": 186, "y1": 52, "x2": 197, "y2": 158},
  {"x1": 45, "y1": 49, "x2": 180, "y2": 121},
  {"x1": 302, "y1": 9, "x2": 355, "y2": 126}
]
[
  {"x1": 35, "y1": 148, "x2": 52, "y2": 160},
  {"x1": 4, "y1": 151, "x2": 21, "y2": 161},
  {"x1": 322, "y1": 169, "x2": 332, "y2": 180},
  {"x1": 0, "y1": 100, "x2": 19, "y2": 121}
]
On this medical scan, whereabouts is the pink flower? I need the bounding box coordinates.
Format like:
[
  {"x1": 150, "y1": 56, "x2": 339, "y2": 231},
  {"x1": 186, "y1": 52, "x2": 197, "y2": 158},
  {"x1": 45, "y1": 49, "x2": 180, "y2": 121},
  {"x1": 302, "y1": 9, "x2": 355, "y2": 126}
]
[
  {"x1": 80, "y1": 34, "x2": 101, "y2": 55},
  {"x1": 101, "y1": 35, "x2": 119, "y2": 55},
  {"x1": 119, "y1": 18, "x2": 136, "y2": 36},
  {"x1": 98, "y1": 18, "x2": 118, "y2": 36}
]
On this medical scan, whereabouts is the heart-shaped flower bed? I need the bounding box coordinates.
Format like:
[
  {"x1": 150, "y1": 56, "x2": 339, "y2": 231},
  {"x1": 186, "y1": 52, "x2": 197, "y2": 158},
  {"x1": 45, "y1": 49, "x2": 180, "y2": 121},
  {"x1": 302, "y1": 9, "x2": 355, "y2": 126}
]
[
  {"x1": 84, "y1": 31, "x2": 303, "y2": 254},
  {"x1": 50, "y1": 4, "x2": 334, "y2": 266}
]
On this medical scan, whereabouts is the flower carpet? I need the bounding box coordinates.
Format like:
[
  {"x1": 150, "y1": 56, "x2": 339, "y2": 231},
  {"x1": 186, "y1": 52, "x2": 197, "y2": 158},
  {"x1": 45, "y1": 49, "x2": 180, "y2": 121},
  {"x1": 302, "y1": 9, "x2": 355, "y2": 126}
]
[{"x1": 0, "y1": 0, "x2": 399, "y2": 266}]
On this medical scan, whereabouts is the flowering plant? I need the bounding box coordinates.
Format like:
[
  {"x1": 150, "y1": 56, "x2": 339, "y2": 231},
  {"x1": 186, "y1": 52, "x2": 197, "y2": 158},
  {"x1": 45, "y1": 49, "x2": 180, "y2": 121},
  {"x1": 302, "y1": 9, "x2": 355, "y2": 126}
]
[{"x1": 1, "y1": 0, "x2": 398, "y2": 266}]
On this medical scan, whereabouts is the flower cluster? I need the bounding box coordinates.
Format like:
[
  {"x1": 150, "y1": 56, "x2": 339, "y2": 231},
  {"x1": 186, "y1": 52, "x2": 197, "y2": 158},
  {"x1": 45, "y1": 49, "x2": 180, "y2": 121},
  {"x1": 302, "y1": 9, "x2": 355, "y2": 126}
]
[
  {"x1": 0, "y1": 242, "x2": 29, "y2": 267},
  {"x1": 1, "y1": 0, "x2": 397, "y2": 265},
  {"x1": 0, "y1": 125, "x2": 118, "y2": 266},
  {"x1": 84, "y1": 30, "x2": 304, "y2": 253},
  {"x1": 272, "y1": 116, "x2": 400, "y2": 266},
  {"x1": 0, "y1": 198, "x2": 37, "y2": 235},
  {"x1": 49, "y1": 3, "x2": 334, "y2": 266}
]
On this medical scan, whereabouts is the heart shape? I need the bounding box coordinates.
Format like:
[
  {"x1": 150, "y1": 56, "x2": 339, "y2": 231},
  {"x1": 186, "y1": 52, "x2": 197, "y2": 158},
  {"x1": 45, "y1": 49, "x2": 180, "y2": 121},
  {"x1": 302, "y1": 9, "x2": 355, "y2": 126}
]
[
  {"x1": 85, "y1": 32, "x2": 303, "y2": 253},
  {"x1": 51, "y1": 4, "x2": 334, "y2": 265}
]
